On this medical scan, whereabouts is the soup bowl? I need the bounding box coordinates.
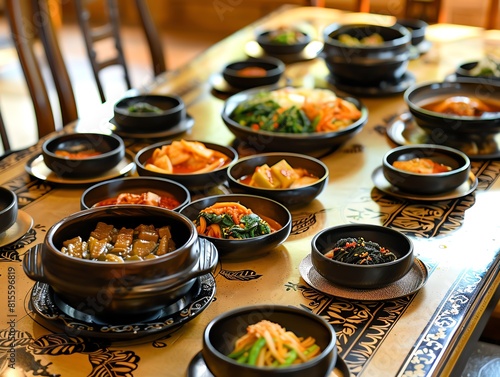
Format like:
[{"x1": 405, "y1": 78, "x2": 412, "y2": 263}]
[
  {"x1": 202, "y1": 305, "x2": 337, "y2": 377},
  {"x1": 135, "y1": 139, "x2": 238, "y2": 192},
  {"x1": 405, "y1": 79, "x2": 500, "y2": 136},
  {"x1": 227, "y1": 153, "x2": 329, "y2": 207},
  {"x1": 311, "y1": 223, "x2": 414, "y2": 289},
  {"x1": 322, "y1": 23, "x2": 411, "y2": 85},
  {"x1": 179, "y1": 194, "x2": 291, "y2": 260},
  {"x1": 80, "y1": 176, "x2": 190, "y2": 210},
  {"x1": 22, "y1": 205, "x2": 218, "y2": 320},
  {"x1": 42, "y1": 133, "x2": 125, "y2": 177},
  {"x1": 382, "y1": 144, "x2": 471, "y2": 195}
]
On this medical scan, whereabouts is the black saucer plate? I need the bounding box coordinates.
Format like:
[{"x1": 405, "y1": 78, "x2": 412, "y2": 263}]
[
  {"x1": 245, "y1": 40, "x2": 324, "y2": 64},
  {"x1": 109, "y1": 114, "x2": 194, "y2": 139},
  {"x1": 187, "y1": 350, "x2": 352, "y2": 377},
  {"x1": 327, "y1": 72, "x2": 416, "y2": 97},
  {"x1": 25, "y1": 152, "x2": 136, "y2": 185},
  {"x1": 371, "y1": 166, "x2": 478, "y2": 201},
  {"x1": 0, "y1": 210, "x2": 34, "y2": 247},
  {"x1": 299, "y1": 254, "x2": 428, "y2": 301},
  {"x1": 27, "y1": 273, "x2": 216, "y2": 341},
  {"x1": 385, "y1": 112, "x2": 500, "y2": 160}
]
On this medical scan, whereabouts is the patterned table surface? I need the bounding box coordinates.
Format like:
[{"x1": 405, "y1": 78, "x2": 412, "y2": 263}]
[{"x1": 1, "y1": 6, "x2": 499, "y2": 377}]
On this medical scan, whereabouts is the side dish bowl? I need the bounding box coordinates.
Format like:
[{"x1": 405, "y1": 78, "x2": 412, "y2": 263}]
[
  {"x1": 42, "y1": 133, "x2": 125, "y2": 177},
  {"x1": 113, "y1": 94, "x2": 186, "y2": 132},
  {"x1": 311, "y1": 223, "x2": 414, "y2": 289},
  {"x1": 179, "y1": 194, "x2": 292, "y2": 260},
  {"x1": 404, "y1": 79, "x2": 500, "y2": 136},
  {"x1": 22, "y1": 205, "x2": 217, "y2": 320},
  {"x1": 322, "y1": 23, "x2": 411, "y2": 85},
  {"x1": 257, "y1": 28, "x2": 312, "y2": 55},
  {"x1": 455, "y1": 61, "x2": 500, "y2": 82},
  {"x1": 202, "y1": 305, "x2": 337, "y2": 377},
  {"x1": 227, "y1": 153, "x2": 329, "y2": 207},
  {"x1": 221, "y1": 86, "x2": 368, "y2": 156},
  {"x1": 135, "y1": 140, "x2": 238, "y2": 192},
  {"x1": 395, "y1": 18, "x2": 427, "y2": 46},
  {"x1": 80, "y1": 176, "x2": 190, "y2": 210},
  {"x1": 222, "y1": 57, "x2": 285, "y2": 89},
  {"x1": 0, "y1": 187, "x2": 17, "y2": 234},
  {"x1": 382, "y1": 144, "x2": 471, "y2": 195}
]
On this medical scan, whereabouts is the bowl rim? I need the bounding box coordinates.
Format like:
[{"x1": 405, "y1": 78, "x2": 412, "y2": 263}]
[
  {"x1": 404, "y1": 78, "x2": 500, "y2": 120},
  {"x1": 323, "y1": 22, "x2": 411, "y2": 48},
  {"x1": 227, "y1": 152, "x2": 329, "y2": 191},
  {"x1": 382, "y1": 144, "x2": 471, "y2": 177},
  {"x1": 223, "y1": 57, "x2": 285, "y2": 78},
  {"x1": 80, "y1": 176, "x2": 191, "y2": 210},
  {"x1": 311, "y1": 223, "x2": 414, "y2": 269},
  {"x1": 45, "y1": 205, "x2": 199, "y2": 265},
  {"x1": 178, "y1": 193, "x2": 292, "y2": 242},
  {"x1": 222, "y1": 85, "x2": 369, "y2": 140},
  {"x1": 0, "y1": 187, "x2": 17, "y2": 212},
  {"x1": 134, "y1": 139, "x2": 238, "y2": 177},
  {"x1": 203, "y1": 304, "x2": 337, "y2": 370},
  {"x1": 113, "y1": 94, "x2": 185, "y2": 118},
  {"x1": 42, "y1": 132, "x2": 125, "y2": 161}
]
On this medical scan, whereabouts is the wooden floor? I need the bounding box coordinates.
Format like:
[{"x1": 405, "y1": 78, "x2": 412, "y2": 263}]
[{"x1": 0, "y1": 18, "x2": 223, "y2": 154}]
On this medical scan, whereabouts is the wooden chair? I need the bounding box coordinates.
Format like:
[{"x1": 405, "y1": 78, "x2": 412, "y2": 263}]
[
  {"x1": 308, "y1": 0, "x2": 370, "y2": 12},
  {"x1": 73, "y1": 0, "x2": 166, "y2": 103},
  {"x1": 404, "y1": 0, "x2": 445, "y2": 24},
  {"x1": 0, "y1": 107, "x2": 11, "y2": 155},
  {"x1": 5, "y1": 0, "x2": 78, "y2": 140}
]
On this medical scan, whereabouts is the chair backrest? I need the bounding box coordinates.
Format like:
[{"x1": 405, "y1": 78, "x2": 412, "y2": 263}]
[
  {"x1": 5, "y1": 0, "x2": 79, "y2": 139},
  {"x1": 0, "y1": 107, "x2": 11, "y2": 154},
  {"x1": 73, "y1": 0, "x2": 166, "y2": 103}
]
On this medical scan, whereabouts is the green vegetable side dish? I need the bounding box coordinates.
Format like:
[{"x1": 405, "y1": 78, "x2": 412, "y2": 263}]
[
  {"x1": 230, "y1": 92, "x2": 314, "y2": 133},
  {"x1": 469, "y1": 56, "x2": 500, "y2": 78},
  {"x1": 324, "y1": 237, "x2": 397, "y2": 265},
  {"x1": 226, "y1": 319, "x2": 321, "y2": 367},
  {"x1": 127, "y1": 101, "x2": 163, "y2": 114},
  {"x1": 229, "y1": 88, "x2": 362, "y2": 134},
  {"x1": 268, "y1": 29, "x2": 307, "y2": 45},
  {"x1": 194, "y1": 202, "x2": 273, "y2": 240}
]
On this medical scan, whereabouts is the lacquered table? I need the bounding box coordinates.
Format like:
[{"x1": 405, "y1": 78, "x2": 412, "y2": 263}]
[{"x1": 1, "y1": 5, "x2": 499, "y2": 377}]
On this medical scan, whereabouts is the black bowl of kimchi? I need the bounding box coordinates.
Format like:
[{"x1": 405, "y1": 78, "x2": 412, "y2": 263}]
[
  {"x1": 179, "y1": 194, "x2": 291, "y2": 261},
  {"x1": 221, "y1": 86, "x2": 368, "y2": 156},
  {"x1": 311, "y1": 223, "x2": 414, "y2": 289},
  {"x1": 80, "y1": 176, "x2": 191, "y2": 210}
]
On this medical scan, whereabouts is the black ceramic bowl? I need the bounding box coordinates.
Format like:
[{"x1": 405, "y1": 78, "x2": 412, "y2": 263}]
[
  {"x1": 222, "y1": 57, "x2": 285, "y2": 89},
  {"x1": 202, "y1": 305, "x2": 337, "y2": 377},
  {"x1": 382, "y1": 144, "x2": 471, "y2": 195},
  {"x1": 22, "y1": 205, "x2": 218, "y2": 320},
  {"x1": 322, "y1": 23, "x2": 411, "y2": 85},
  {"x1": 456, "y1": 61, "x2": 500, "y2": 82},
  {"x1": 179, "y1": 194, "x2": 291, "y2": 260},
  {"x1": 404, "y1": 79, "x2": 500, "y2": 136},
  {"x1": 0, "y1": 187, "x2": 17, "y2": 234},
  {"x1": 257, "y1": 28, "x2": 312, "y2": 55},
  {"x1": 42, "y1": 133, "x2": 125, "y2": 177},
  {"x1": 222, "y1": 86, "x2": 368, "y2": 156},
  {"x1": 311, "y1": 223, "x2": 414, "y2": 289},
  {"x1": 80, "y1": 176, "x2": 190, "y2": 210},
  {"x1": 227, "y1": 153, "x2": 329, "y2": 207},
  {"x1": 135, "y1": 140, "x2": 238, "y2": 192},
  {"x1": 113, "y1": 94, "x2": 186, "y2": 132},
  {"x1": 396, "y1": 18, "x2": 427, "y2": 46}
]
